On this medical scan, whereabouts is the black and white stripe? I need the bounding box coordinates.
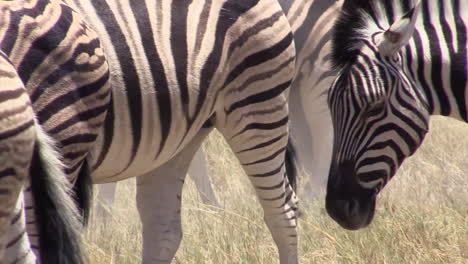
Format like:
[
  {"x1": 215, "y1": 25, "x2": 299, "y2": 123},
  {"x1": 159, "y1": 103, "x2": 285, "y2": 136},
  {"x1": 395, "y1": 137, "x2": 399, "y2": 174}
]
[
  {"x1": 326, "y1": 0, "x2": 467, "y2": 230},
  {"x1": 0, "y1": 51, "x2": 36, "y2": 264},
  {"x1": 284, "y1": 0, "x2": 341, "y2": 199},
  {"x1": 0, "y1": 0, "x2": 110, "y2": 263},
  {"x1": 95, "y1": 0, "x2": 344, "y2": 213},
  {"x1": 0, "y1": 48, "x2": 87, "y2": 263},
  {"x1": 13, "y1": 0, "x2": 302, "y2": 262}
]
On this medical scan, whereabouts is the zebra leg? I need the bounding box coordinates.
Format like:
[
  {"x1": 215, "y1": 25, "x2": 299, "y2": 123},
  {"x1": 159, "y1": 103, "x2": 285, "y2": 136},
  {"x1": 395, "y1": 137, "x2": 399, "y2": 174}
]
[
  {"x1": 0, "y1": 140, "x2": 31, "y2": 261},
  {"x1": 3, "y1": 192, "x2": 35, "y2": 264},
  {"x1": 136, "y1": 128, "x2": 212, "y2": 264},
  {"x1": 0, "y1": 52, "x2": 36, "y2": 263},
  {"x1": 187, "y1": 148, "x2": 220, "y2": 208},
  {"x1": 296, "y1": 96, "x2": 333, "y2": 201},
  {"x1": 95, "y1": 183, "x2": 117, "y2": 219},
  {"x1": 219, "y1": 130, "x2": 299, "y2": 264}
]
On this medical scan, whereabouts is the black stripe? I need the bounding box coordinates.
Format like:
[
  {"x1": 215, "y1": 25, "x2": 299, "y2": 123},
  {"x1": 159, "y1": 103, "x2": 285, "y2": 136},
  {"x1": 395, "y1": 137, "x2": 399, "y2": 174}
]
[
  {"x1": 250, "y1": 162, "x2": 283, "y2": 177},
  {"x1": 196, "y1": 0, "x2": 258, "y2": 119},
  {"x1": 277, "y1": 189, "x2": 294, "y2": 209},
  {"x1": 450, "y1": 0, "x2": 468, "y2": 121},
  {"x1": 0, "y1": 1, "x2": 48, "y2": 56},
  {"x1": 6, "y1": 230, "x2": 25, "y2": 248},
  {"x1": 0, "y1": 168, "x2": 16, "y2": 179},
  {"x1": 422, "y1": 2, "x2": 450, "y2": 115},
  {"x1": 223, "y1": 32, "x2": 293, "y2": 87},
  {"x1": 49, "y1": 103, "x2": 108, "y2": 135},
  {"x1": 171, "y1": 0, "x2": 191, "y2": 114},
  {"x1": 63, "y1": 151, "x2": 88, "y2": 160},
  {"x1": 255, "y1": 179, "x2": 284, "y2": 190},
  {"x1": 261, "y1": 191, "x2": 285, "y2": 202},
  {"x1": 59, "y1": 133, "x2": 97, "y2": 147},
  {"x1": 37, "y1": 72, "x2": 109, "y2": 124},
  {"x1": 128, "y1": 0, "x2": 172, "y2": 158},
  {"x1": 382, "y1": 0, "x2": 394, "y2": 25},
  {"x1": 17, "y1": 5, "x2": 74, "y2": 85},
  {"x1": 227, "y1": 11, "x2": 283, "y2": 59},
  {"x1": 0, "y1": 87, "x2": 26, "y2": 102},
  {"x1": 232, "y1": 116, "x2": 289, "y2": 139},
  {"x1": 242, "y1": 147, "x2": 285, "y2": 166},
  {"x1": 93, "y1": 94, "x2": 114, "y2": 170},
  {"x1": 237, "y1": 133, "x2": 286, "y2": 153},
  {"x1": 30, "y1": 39, "x2": 105, "y2": 103},
  {"x1": 412, "y1": 29, "x2": 435, "y2": 113},
  {"x1": 92, "y1": 0, "x2": 142, "y2": 166},
  {"x1": 10, "y1": 209, "x2": 22, "y2": 225},
  {"x1": 226, "y1": 81, "x2": 291, "y2": 114},
  {"x1": 0, "y1": 120, "x2": 34, "y2": 141}
]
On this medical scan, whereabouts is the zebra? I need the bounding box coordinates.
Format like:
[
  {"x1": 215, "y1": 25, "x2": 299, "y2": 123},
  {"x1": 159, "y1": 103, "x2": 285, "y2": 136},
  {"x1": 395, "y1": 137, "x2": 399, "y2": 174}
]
[
  {"x1": 325, "y1": 0, "x2": 467, "y2": 230},
  {"x1": 96, "y1": 0, "x2": 342, "y2": 214},
  {"x1": 67, "y1": 1, "x2": 302, "y2": 263},
  {"x1": 76, "y1": 0, "x2": 342, "y2": 262},
  {"x1": 0, "y1": 0, "x2": 111, "y2": 262},
  {"x1": 11, "y1": 0, "x2": 300, "y2": 263},
  {"x1": 0, "y1": 51, "x2": 86, "y2": 263}
]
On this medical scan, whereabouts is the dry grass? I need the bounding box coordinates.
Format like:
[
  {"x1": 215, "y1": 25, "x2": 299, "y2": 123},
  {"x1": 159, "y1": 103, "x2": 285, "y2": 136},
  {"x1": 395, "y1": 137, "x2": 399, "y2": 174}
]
[{"x1": 84, "y1": 116, "x2": 468, "y2": 264}]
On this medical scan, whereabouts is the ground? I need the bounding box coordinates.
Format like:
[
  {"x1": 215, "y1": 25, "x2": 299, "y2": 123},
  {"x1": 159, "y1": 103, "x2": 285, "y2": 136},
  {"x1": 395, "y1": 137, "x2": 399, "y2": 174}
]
[{"x1": 84, "y1": 116, "x2": 468, "y2": 264}]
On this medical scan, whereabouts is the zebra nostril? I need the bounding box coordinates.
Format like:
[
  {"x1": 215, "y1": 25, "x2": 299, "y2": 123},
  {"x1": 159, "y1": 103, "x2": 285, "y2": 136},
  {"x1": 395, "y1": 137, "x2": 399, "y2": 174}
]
[{"x1": 346, "y1": 199, "x2": 358, "y2": 217}]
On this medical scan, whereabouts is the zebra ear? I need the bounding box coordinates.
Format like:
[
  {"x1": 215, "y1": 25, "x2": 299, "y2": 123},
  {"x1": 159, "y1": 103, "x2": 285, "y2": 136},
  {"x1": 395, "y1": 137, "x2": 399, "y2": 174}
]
[{"x1": 377, "y1": 0, "x2": 421, "y2": 57}]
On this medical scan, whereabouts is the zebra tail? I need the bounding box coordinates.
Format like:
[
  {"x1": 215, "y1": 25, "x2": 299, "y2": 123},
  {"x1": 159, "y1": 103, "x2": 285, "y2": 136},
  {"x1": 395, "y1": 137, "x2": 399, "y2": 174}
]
[
  {"x1": 74, "y1": 158, "x2": 93, "y2": 226},
  {"x1": 30, "y1": 125, "x2": 85, "y2": 264},
  {"x1": 285, "y1": 137, "x2": 298, "y2": 192}
]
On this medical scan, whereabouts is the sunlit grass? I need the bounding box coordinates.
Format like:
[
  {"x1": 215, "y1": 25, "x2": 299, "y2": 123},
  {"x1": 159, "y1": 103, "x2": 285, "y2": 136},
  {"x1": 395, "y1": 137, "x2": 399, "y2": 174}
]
[{"x1": 84, "y1": 116, "x2": 467, "y2": 263}]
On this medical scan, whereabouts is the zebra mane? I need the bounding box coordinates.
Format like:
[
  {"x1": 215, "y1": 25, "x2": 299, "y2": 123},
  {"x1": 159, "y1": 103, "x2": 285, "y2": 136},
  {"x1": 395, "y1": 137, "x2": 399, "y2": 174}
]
[{"x1": 331, "y1": 0, "x2": 415, "y2": 70}]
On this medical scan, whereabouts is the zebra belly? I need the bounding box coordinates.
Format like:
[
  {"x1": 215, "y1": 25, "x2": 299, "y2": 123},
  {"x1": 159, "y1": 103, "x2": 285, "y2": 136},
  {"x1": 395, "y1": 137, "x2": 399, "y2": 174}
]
[{"x1": 89, "y1": 81, "x2": 213, "y2": 184}]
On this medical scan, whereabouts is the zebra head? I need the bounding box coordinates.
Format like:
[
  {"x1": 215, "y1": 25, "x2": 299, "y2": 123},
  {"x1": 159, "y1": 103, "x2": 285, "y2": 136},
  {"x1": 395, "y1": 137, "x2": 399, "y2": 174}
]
[{"x1": 325, "y1": 0, "x2": 429, "y2": 230}]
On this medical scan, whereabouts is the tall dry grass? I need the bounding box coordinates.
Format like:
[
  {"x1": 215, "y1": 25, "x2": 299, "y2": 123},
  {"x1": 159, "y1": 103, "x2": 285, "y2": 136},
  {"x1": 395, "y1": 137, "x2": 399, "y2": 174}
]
[{"x1": 84, "y1": 116, "x2": 467, "y2": 264}]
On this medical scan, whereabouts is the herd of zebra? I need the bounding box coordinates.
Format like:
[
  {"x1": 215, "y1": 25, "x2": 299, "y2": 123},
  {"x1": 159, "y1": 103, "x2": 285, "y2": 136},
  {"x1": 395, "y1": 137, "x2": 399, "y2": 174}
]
[{"x1": 0, "y1": 0, "x2": 465, "y2": 263}]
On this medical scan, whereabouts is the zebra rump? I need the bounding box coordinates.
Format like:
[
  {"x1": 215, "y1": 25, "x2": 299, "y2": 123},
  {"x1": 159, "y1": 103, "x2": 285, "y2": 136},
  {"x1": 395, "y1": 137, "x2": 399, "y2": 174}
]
[{"x1": 29, "y1": 126, "x2": 84, "y2": 264}]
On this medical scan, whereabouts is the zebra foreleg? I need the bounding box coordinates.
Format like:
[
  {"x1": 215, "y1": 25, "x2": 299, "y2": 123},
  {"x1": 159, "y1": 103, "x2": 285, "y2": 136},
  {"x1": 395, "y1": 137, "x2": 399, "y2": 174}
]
[
  {"x1": 136, "y1": 128, "x2": 212, "y2": 264},
  {"x1": 95, "y1": 182, "x2": 117, "y2": 219},
  {"x1": 295, "y1": 95, "x2": 334, "y2": 202},
  {"x1": 187, "y1": 148, "x2": 220, "y2": 208}
]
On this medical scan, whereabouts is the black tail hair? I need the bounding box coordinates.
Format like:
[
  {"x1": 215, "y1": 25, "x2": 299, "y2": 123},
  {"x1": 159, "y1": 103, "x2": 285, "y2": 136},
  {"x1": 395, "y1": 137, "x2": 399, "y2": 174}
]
[
  {"x1": 74, "y1": 158, "x2": 93, "y2": 225},
  {"x1": 285, "y1": 137, "x2": 298, "y2": 191},
  {"x1": 30, "y1": 128, "x2": 84, "y2": 264}
]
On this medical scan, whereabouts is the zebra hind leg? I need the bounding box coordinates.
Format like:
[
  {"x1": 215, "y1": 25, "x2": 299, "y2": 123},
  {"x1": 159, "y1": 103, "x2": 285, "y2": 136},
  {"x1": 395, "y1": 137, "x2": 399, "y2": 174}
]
[
  {"x1": 3, "y1": 193, "x2": 36, "y2": 264},
  {"x1": 0, "y1": 52, "x2": 36, "y2": 263},
  {"x1": 221, "y1": 127, "x2": 300, "y2": 264},
  {"x1": 136, "y1": 128, "x2": 212, "y2": 263}
]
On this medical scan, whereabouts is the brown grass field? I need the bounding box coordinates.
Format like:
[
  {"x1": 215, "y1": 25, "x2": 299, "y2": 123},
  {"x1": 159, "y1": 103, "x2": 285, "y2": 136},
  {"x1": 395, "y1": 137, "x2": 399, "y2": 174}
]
[{"x1": 84, "y1": 116, "x2": 467, "y2": 264}]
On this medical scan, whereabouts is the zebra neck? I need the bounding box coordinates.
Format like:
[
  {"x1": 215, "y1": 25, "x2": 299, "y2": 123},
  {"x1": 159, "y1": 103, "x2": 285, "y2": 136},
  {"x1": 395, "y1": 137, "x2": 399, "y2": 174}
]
[
  {"x1": 279, "y1": 0, "x2": 341, "y2": 55},
  {"x1": 401, "y1": 34, "x2": 468, "y2": 123}
]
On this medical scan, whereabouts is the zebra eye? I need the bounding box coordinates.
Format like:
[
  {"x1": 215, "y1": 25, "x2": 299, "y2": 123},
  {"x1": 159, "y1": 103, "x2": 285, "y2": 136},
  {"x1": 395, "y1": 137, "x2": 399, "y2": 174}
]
[
  {"x1": 363, "y1": 100, "x2": 385, "y2": 119},
  {"x1": 392, "y1": 54, "x2": 401, "y2": 64}
]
